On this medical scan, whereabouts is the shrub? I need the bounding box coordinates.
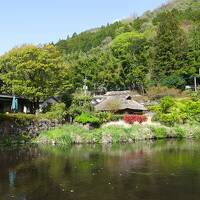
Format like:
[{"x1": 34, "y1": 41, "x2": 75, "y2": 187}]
[
  {"x1": 150, "y1": 96, "x2": 189, "y2": 126},
  {"x1": 151, "y1": 126, "x2": 167, "y2": 139},
  {"x1": 160, "y1": 96, "x2": 175, "y2": 113},
  {"x1": 184, "y1": 100, "x2": 200, "y2": 122},
  {"x1": 95, "y1": 113, "x2": 123, "y2": 123},
  {"x1": 95, "y1": 112, "x2": 113, "y2": 123},
  {"x1": 0, "y1": 113, "x2": 39, "y2": 126},
  {"x1": 154, "y1": 113, "x2": 180, "y2": 126},
  {"x1": 123, "y1": 114, "x2": 147, "y2": 124},
  {"x1": 112, "y1": 114, "x2": 123, "y2": 121},
  {"x1": 173, "y1": 126, "x2": 186, "y2": 138},
  {"x1": 44, "y1": 103, "x2": 66, "y2": 121},
  {"x1": 184, "y1": 87, "x2": 200, "y2": 101},
  {"x1": 74, "y1": 113, "x2": 101, "y2": 126}
]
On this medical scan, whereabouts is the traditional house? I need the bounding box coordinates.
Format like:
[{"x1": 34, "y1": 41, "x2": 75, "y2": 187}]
[
  {"x1": 93, "y1": 91, "x2": 147, "y2": 114},
  {"x1": 0, "y1": 94, "x2": 31, "y2": 113}
]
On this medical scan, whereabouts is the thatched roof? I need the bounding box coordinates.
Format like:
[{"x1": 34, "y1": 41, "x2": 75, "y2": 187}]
[
  {"x1": 104, "y1": 90, "x2": 131, "y2": 96},
  {"x1": 94, "y1": 91, "x2": 147, "y2": 112}
]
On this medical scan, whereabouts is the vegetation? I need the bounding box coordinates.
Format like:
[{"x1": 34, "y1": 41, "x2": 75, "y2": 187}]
[
  {"x1": 123, "y1": 114, "x2": 147, "y2": 124},
  {"x1": 0, "y1": 103, "x2": 67, "y2": 128},
  {"x1": 152, "y1": 10, "x2": 189, "y2": 85},
  {"x1": 1, "y1": 0, "x2": 200, "y2": 145},
  {"x1": 0, "y1": 102, "x2": 67, "y2": 122},
  {"x1": 150, "y1": 96, "x2": 200, "y2": 125},
  {"x1": 74, "y1": 113, "x2": 100, "y2": 127},
  {"x1": 0, "y1": 0, "x2": 200, "y2": 100},
  {"x1": 36, "y1": 123, "x2": 200, "y2": 145},
  {"x1": 0, "y1": 45, "x2": 71, "y2": 112},
  {"x1": 0, "y1": 113, "x2": 39, "y2": 126},
  {"x1": 68, "y1": 91, "x2": 93, "y2": 118},
  {"x1": 44, "y1": 103, "x2": 67, "y2": 121},
  {"x1": 147, "y1": 85, "x2": 181, "y2": 100}
]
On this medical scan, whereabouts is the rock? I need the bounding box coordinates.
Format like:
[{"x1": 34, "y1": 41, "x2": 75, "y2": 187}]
[
  {"x1": 102, "y1": 134, "x2": 112, "y2": 144},
  {"x1": 74, "y1": 135, "x2": 82, "y2": 144},
  {"x1": 0, "y1": 118, "x2": 62, "y2": 137}
]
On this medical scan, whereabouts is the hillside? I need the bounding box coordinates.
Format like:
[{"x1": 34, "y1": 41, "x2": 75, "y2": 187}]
[
  {"x1": 54, "y1": 0, "x2": 200, "y2": 94},
  {"x1": 56, "y1": 0, "x2": 200, "y2": 55},
  {"x1": 160, "y1": 0, "x2": 200, "y2": 10},
  {"x1": 56, "y1": 22, "x2": 124, "y2": 54},
  {"x1": 1, "y1": 0, "x2": 200, "y2": 101}
]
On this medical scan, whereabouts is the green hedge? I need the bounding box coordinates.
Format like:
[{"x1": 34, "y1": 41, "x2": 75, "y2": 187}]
[
  {"x1": 74, "y1": 113, "x2": 101, "y2": 126},
  {"x1": 0, "y1": 113, "x2": 39, "y2": 126}
]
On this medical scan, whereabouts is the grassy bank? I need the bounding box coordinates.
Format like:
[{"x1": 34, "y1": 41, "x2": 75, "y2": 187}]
[{"x1": 35, "y1": 123, "x2": 200, "y2": 146}]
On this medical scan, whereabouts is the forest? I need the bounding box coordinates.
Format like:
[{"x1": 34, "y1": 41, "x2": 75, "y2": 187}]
[{"x1": 0, "y1": 0, "x2": 200, "y2": 107}]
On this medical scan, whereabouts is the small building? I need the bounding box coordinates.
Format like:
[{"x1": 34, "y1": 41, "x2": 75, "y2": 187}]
[
  {"x1": 39, "y1": 96, "x2": 59, "y2": 112},
  {"x1": 93, "y1": 91, "x2": 147, "y2": 114},
  {"x1": 0, "y1": 94, "x2": 31, "y2": 113}
]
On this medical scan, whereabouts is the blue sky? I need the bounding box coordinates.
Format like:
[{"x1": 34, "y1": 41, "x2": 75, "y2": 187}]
[{"x1": 0, "y1": 0, "x2": 166, "y2": 55}]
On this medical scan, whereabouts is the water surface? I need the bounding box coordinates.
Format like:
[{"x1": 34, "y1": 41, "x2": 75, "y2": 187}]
[{"x1": 1, "y1": 140, "x2": 200, "y2": 200}]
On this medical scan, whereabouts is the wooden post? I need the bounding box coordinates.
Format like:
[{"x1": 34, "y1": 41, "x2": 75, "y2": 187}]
[{"x1": 194, "y1": 76, "x2": 197, "y2": 92}]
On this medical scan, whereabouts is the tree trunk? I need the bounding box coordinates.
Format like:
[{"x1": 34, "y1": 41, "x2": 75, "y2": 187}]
[{"x1": 31, "y1": 98, "x2": 40, "y2": 114}]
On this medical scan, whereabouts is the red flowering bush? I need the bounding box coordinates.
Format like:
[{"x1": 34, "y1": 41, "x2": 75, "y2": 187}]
[{"x1": 123, "y1": 114, "x2": 147, "y2": 124}]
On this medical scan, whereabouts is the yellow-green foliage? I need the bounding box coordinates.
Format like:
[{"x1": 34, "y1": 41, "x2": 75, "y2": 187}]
[
  {"x1": 0, "y1": 45, "x2": 69, "y2": 101},
  {"x1": 111, "y1": 31, "x2": 144, "y2": 57},
  {"x1": 95, "y1": 112, "x2": 113, "y2": 123},
  {"x1": 74, "y1": 113, "x2": 100, "y2": 126},
  {"x1": 150, "y1": 96, "x2": 200, "y2": 125}
]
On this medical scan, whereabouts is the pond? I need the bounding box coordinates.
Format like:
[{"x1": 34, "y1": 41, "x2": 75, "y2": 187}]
[{"x1": 0, "y1": 140, "x2": 200, "y2": 200}]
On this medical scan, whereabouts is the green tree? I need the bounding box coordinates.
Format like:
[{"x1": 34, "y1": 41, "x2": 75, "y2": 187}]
[
  {"x1": 0, "y1": 44, "x2": 70, "y2": 111},
  {"x1": 111, "y1": 32, "x2": 149, "y2": 92},
  {"x1": 188, "y1": 23, "x2": 200, "y2": 75},
  {"x1": 68, "y1": 90, "x2": 93, "y2": 118},
  {"x1": 152, "y1": 10, "x2": 189, "y2": 84},
  {"x1": 66, "y1": 48, "x2": 122, "y2": 92},
  {"x1": 160, "y1": 74, "x2": 186, "y2": 89}
]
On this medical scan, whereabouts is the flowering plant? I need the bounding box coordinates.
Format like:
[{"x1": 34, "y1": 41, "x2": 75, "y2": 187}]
[{"x1": 123, "y1": 114, "x2": 147, "y2": 124}]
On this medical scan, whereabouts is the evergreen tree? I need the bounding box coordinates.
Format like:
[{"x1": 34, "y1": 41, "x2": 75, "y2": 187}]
[
  {"x1": 152, "y1": 10, "x2": 189, "y2": 82},
  {"x1": 188, "y1": 23, "x2": 200, "y2": 74}
]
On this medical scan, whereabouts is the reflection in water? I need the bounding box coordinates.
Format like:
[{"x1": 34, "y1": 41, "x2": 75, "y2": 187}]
[
  {"x1": 0, "y1": 140, "x2": 200, "y2": 200},
  {"x1": 9, "y1": 169, "x2": 16, "y2": 187}
]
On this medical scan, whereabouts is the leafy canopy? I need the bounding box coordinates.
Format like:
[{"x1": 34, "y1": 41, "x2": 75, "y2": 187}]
[{"x1": 0, "y1": 45, "x2": 70, "y2": 101}]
